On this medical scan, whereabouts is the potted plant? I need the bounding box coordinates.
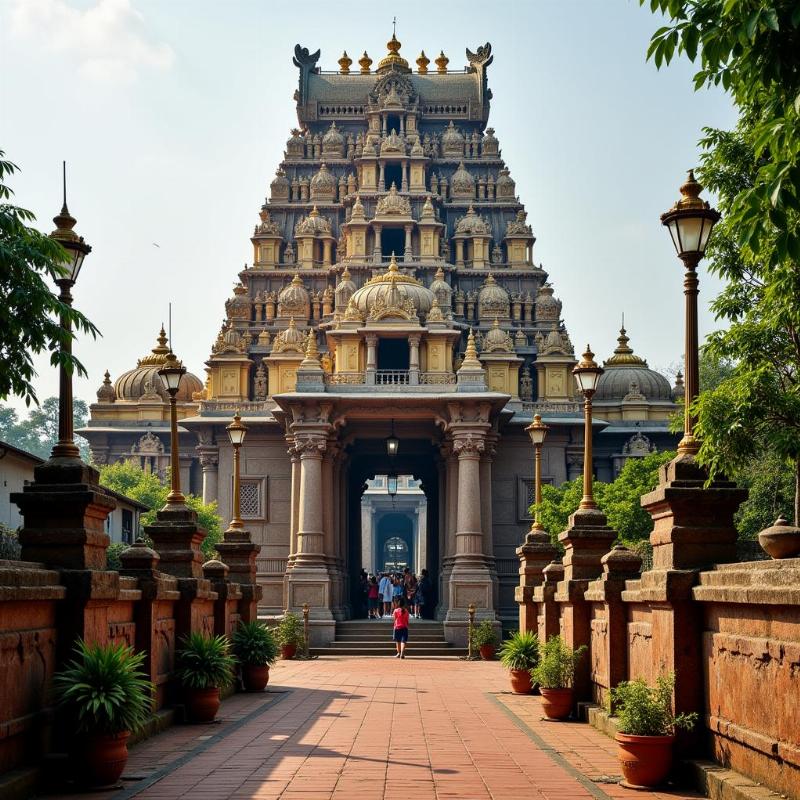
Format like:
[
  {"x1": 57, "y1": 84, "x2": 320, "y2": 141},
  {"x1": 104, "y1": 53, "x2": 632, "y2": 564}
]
[
  {"x1": 472, "y1": 620, "x2": 499, "y2": 660},
  {"x1": 175, "y1": 632, "x2": 235, "y2": 722},
  {"x1": 275, "y1": 612, "x2": 305, "y2": 659},
  {"x1": 498, "y1": 631, "x2": 539, "y2": 694},
  {"x1": 530, "y1": 635, "x2": 587, "y2": 720},
  {"x1": 52, "y1": 640, "x2": 154, "y2": 788},
  {"x1": 610, "y1": 673, "x2": 697, "y2": 788},
  {"x1": 232, "y1": 620, "x2": 279, "y2": 691}
]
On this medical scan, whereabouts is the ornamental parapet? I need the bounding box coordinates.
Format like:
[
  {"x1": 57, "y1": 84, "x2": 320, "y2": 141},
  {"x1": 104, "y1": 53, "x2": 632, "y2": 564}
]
[{"x1": 522, "y1": 400, "x2": 581, "y2": 415}]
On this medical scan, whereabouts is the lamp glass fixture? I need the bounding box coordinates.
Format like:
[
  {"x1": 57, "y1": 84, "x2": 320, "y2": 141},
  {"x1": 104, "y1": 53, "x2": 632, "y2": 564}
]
[
  {"x1": 158, "y1": 352, "x2": 186, "y2": 392},
  {"x1": 385, "y1": 419, "x2": 399, "y2": 457},
  {"x1": 572, "y1": 346, "x2": 603, "y2": 395},
  {"x1": 387, "y1": 472, "x2": 398, "y2": 497},
  {"x1": 527, "y1": 414, "x2": 549, "y2": 446},
  {"x1": 226, "y1": 412, "x2": 248, "y2": 446}
]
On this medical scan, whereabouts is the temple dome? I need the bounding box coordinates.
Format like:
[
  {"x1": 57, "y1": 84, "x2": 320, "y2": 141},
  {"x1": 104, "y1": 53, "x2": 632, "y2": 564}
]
[
  {"x1": 478, "y1": 274, "x2": 510, "y2": 319},
  {"x1": 535, "y1": 284, "x2": 561, "y2": 322},
  {"x1": 310, "y1": 163, "x2": 336, "y2": 200},
  {"x1": 455, "y1": 204, "x2": 491, "y2": 235},
  {"x1": 595, "y1": 327, "x2": 673, "y2": 402},
  {"x1": 322, "y1": 122, "x2": 345, "y2": 157},
  {"x1": 272, "y1": 317, "x2": 307, "y2": 353},
  {"x1": 376, "y1": 32, "x2": 411, "y2": 74},
  {"x1": 335, "y1": 265, "x2": 357, "y2": 309},
  {"x1": 350, "y1": 255, "x2": 434, "y2": 319},
  {"x1": 450, "y1": 162, "x2": 475, "y2": 197},
  {"x1": 278, "y1": 274, "x2": 310, "y2": 317},
  {"x1": 270, "y1": 169, "x2": 290, "y2": 201},
  {"x1": 441, "y1": 121, "x2": 464, "y2": 156},
  {"x1": 429, "y1": 266, "x2": 452, "y2": 307},
  {"x1": 114, "y1": 327, "x2": 203, "y2": 403},
  {"x1": 495, "y1": 167, "x2": 516, "y2": 198},
  {"x1": 295, "y1": 206, "x2": 331, "y2": 236},
  {"x1": 483, "y1": 318, "x2": 513, "y2": 352}
]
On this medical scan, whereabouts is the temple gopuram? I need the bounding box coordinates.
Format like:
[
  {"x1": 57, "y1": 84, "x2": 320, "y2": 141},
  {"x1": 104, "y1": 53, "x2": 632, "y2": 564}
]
[{"x1": 83, "y1": 34, "x2": 681, "y2": 642}]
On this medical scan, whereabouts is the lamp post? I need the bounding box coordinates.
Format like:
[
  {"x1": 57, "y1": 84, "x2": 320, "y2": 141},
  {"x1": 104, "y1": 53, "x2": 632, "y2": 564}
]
[
  {"x1": 660, "y1": 170, "x2": 720, "y2": 456},
  {"x1": 48, "y1": 162, "x2": 92, "y2": 463},
  {"x1": 572, "y1": 346, "x2": 604, "y2": 510},
  {"x1": 525, "y1": 414, "x2": 549, "y2": 531},
  {"x1": 385, "y1": 419, "x2": 399, "y2": 457},
  {"x1": 226, "y1": 411, "x2": 248, "y2": 531},
  {"x1": 158, "y1": 351, "x2": 187, "y2": 509}
]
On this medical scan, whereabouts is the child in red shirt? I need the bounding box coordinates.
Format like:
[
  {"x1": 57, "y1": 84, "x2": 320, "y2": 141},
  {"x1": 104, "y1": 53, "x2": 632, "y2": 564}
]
[{"x1": 392, "y1": 597, "x2": 410, "y2": 658}]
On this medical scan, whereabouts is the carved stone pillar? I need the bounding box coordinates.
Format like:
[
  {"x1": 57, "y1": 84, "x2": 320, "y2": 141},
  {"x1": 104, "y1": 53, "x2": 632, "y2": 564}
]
[
  {"x1": 444, "y1": 429, "x2": 497, "y2": 644},
  {"x1": 378, "y1": 163, "x2": 385, "y2": 192},
  {"x1": 436, "y1": 443, "x2": 457, "y2": 620},
  {"x1": 199, "y1": 449, "x2": 219, "y2": 505},
  {"x1": 401, "y1": 162, "x2": 409, "y2": 192},
  {"x1": 480, "y1": 434, "x2": 499, "y2": 609},
  {"x1": 295, "y1": 437, "x2": 325, "y2": 564},
  {"x1": 403, "y1": 223, "x2": 413, "y2": 261},
  {"x1": 288, "y1": 439, "x2": 300, "y2": 564},
  {"x1": 408, "y1": 333, "x2": 420, "y2": 385},
  {"x1": 455, "y1": 239, "x2": 465, "y2": 267},
  {"x1": 322, "y1": 239, "x2": 332, "y2": 266},
  {"x1": 372, "y1": 224, "x2": 382, "y2": 262},
  {"x1": 365, "y1": 333, "x2": 378, "y2": 385}
]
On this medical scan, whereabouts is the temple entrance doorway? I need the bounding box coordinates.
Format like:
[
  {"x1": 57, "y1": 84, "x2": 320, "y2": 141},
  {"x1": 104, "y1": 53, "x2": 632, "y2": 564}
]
[
  {"x1": 381, "y1": 227, "x2": 404, "y2": 259},
  {"x1": 345, "y1": 436, "x2": 440, "y2": 618}
]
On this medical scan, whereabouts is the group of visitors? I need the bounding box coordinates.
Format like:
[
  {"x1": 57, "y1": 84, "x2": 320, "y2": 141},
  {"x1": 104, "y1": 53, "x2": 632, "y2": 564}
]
[{"x1": 362, "y1": 567, "x2": 430, "y2": 620}]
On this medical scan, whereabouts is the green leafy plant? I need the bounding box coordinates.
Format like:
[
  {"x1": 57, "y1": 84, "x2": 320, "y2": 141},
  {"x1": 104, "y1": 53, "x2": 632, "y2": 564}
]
[
  {"x1": 0, "y1": 523, "x2": 21, "y2": 560},
  {"x1": 530, "y1": 635, "x2": 587, "y2": 689},
  {"x1": 471, "y1": 620, "x2": 499, "y2": 648},
  {"x1": 52, "y1": 640, "x2": 154, "y2": 735},
  {"x1": 232, "y1": 621, "x2": 278, "y2": 667},
  {"x1": 609, "y1": 673, "x2": 698, "y2": 736},
  {"x1": 274, "y1": 613, "x2": 305, "y2": 648},
  {"x1": 175, "y1": 633, "x2": 235, "y2": 690},
  {"x1": 498, "y1": 631, "x2": 539, "y2": 671}
]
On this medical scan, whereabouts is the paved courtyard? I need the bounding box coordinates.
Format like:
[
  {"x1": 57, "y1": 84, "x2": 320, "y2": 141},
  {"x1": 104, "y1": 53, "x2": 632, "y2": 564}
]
[{"x1": 50, "y1": 656, "x2": 702, "y2": 800}]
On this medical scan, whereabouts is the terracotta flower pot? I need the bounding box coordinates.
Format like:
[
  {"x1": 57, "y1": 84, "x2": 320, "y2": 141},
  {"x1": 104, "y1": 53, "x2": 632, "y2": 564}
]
[
  {"x1": 281, "y1": 644, "x2": 297, "y2": 660},
  {"x1": 758, "y1": 517, "x2": 800, "y2": 559},
  {"x1": 539, "y1": 687, "x2": 573, "y2": 720},
  {"x1": 242, "y1": 664, "x2": 270, "y2": 691},
  {"x1": 479, "y1": 644, "x2": 496, "y2": 660},
  {"x1": 509, "y1": 669, "x2": 533, "y2": 694},
  {"x1": 81, "y1": 731, "x2": 130, "y2": 787},
  {"x1": 185, "y1": 686, "x2": 220, "y2": 723},
  {"x1": 615, "y1": 732, "x2": 674, "y2": 788}
]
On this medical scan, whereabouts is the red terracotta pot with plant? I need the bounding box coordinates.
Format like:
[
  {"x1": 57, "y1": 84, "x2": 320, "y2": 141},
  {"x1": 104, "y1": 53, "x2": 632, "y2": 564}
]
[
  {"x1": 471, "y1": 620, "x2": 499, "y2": 660},
  {"x1": 530, "y1": 635, "x2": 587, "y2": 721},
  {"x1": 53, "y1": 640, "x2": 154, "y2": 788},
  {"x1": 276, "y1": 612, "x2": 305, "y2": 660},
  {"x1": 610, "y1": 673, "x2": 697, "y2": 789},
  {"x1": 176, "y1": 632, "x2": 235, "y2": 723},
  {"x1": 498, "y1": 631, "x2": 539, "y2": 694},
  {"x1": 232, "y1": 621, "x2": 279, "y2": 691}
]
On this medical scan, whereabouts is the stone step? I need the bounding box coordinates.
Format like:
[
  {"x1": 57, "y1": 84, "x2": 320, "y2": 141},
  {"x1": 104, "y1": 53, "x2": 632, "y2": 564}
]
[
  {"x1": 312, "y1": 645, "x2": 464, "y2": 657},
  {"x1": 326, "y1": 639, "x2": 452, "y2": 649},
  {"x1": 336, "y1": 633, "x2": 446, "y2": 642}
]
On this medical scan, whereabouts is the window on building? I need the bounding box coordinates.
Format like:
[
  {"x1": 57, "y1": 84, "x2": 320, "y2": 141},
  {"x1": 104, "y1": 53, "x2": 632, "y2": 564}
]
[
  {"x1": 386, "y1": 114, "x2": 401, "y2": 134},
  {"x1": 384, "y1": 163, "x2": 402, "y2": 191},
  {"x1": 377, "y1": 338, "x2": 409, "y2": 371},
  {"x1": 121, "y1": 509, "x2": 134, "y2": 545},
  {"x1": 381, "y1": 226, "x2": 404, "y2": 258},
  {"x1": 240, "y1": 480, "x2": 262, "y2": 519},
  {"x1": 383, "y1": 536, "x2": 409, "y2": 572}
]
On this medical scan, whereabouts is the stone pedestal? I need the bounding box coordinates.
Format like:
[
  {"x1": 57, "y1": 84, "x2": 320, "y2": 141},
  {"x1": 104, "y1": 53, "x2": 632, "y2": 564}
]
[
  {"x1": 145, "y1": 506, "x2": 207, "y2": 579},
  {"x1": 203, "y1": 559, "x2": 242, "y2": 638},
  {"x1": 533, "y1": 559, "x2": 563, "y2": 642},
  {"x1": 585, "y1": 545, "x2": 642, "y2": 707},
  {"x1": 12, "y1": 460, "x2": 116, "y2": 571},
  {"x1": 555, "y1": 507, "x2": 616, "y2": 703},
  {"x1": 637, "y1": 454, "x2": 747, "y2": 754},
  {"x1": 515, "y1": 528, "x2": 558, "y2": 634},
  {"x1": 216, "y1": 528, "x2": 262, "y2": 623}
]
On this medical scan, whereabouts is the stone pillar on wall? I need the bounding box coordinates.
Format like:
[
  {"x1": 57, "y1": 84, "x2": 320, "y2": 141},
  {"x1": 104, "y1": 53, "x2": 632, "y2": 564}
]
[
  {"x1": 408, "y1": 334, "x2": 421, "y2": 385},
  {"x1": 638, "y1": 454, "x2": 747, "y2": 753},
  {"x1": 284, "y1": 428, "x2": 336, "y2": 644},
  {"x1": 584, "y1": 544, "x2": 641, "y2": 707},
  {"x1": 480, "y1": 434, "x2": 499, "y2": 610},
  {"x1": 199, "y1": 449, "x2": 219, "y2": 505},
  {"x1": 515, "y1": 526, "x2": 558, "y2": 635},
  {"x1": 444, "y1": 429, "x2": 498, "y2": 645},
  {"x1": 555, "y1": 505, "x2": 616, "y2": 705},
  {"x1": 365, "y1": 334, "x2": 378, "y2": 385},
  {"x1": 533, "y1": 559, "x2": 563, "y2": 643},
  {"x1": 436, "y1": 443, "x2": 457, "y2": 620}
]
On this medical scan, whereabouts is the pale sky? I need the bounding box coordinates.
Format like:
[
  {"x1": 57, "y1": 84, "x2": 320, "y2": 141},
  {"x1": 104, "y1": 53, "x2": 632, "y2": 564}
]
[{"x1": 0, "y1": 0, "x2": 736, "y2": 413}]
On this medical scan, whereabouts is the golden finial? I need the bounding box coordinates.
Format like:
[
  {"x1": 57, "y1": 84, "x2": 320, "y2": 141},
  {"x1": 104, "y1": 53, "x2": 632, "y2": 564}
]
[
  {"x1": 672, "y1": 168, "x2": 708, "y2": 211},
  {"x1": 463, "y1": 329, "x2": 480, "y2": 364},
  {"x1": 416, "y1": 50, "x2": 430, "y2": 74},
  {"x1": 435, "y1": 50, "x2": 449, "y2": 73},
  {"x1": 338, "y1": 50, "x2": 352, "y2": 74},
  {"x1": 359, "y1": 51, "x2": 372, "y2": 74},
  {"x1": 387, "y1": 252, "x2": 399, "y2": 273},
  {"x1": 303, "y1": 329, "x2": 320, "y2": 362}
]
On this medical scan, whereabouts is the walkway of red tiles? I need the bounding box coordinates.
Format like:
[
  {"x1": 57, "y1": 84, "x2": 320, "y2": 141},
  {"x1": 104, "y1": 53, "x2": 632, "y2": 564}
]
[{"x1": 62, "y1": 657, "x2": 704, "y2": 800}]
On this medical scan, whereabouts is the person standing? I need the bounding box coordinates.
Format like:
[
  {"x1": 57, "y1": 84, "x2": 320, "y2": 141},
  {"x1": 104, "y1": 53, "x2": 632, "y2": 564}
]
[
  {"x1": 415, "y1": 569, "x2": 431, "y2": 619},
  {"x1": 367, "y1": 575, "x2": 380, "y2": 619},
  {"x1": 392, "y1": 574, "x2": 404, "y2": 604},
  {"x1": 392, "y1": 596, "x2": 410, "y2": 658},
  {"x1": 379, "y1": 572, "x2": 392, "y2": 617},
  {"x1": 404, "y1": 568, "x2": 418, "y2": 612}
]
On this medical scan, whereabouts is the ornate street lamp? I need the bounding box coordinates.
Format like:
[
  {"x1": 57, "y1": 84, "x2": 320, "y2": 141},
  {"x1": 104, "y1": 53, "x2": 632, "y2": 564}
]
[
  {"x1": 48, "y1": 162, "x2": 92, "y2": 463},
  {"x1": 158, "y1": 350, "x2": 187, "y2": 509},
  {"x1": 385, "y1": 419, "x2": 399, "y2": 457},
  {"x1": 661, "y1": 170, "x2": 720, "y2": 456},
  {"x1": 525, "y1": 413, "x2": 549, "y2": 531},
  {"x1": 572, "y1": 346, "x2": 604, "y2": 510},
  {"x1": 226, "y1": 411, "x2": 248, "y2": 531}
]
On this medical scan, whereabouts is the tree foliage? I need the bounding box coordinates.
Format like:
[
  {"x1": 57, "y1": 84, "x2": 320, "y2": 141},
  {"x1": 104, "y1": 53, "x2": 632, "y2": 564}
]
[
  {"x1": 535, "y1": 450, "x2": 675, "y2": 547},
  {"x1": 99, "y1": 462, "x2": 222, "y2": 560},
  {"x1": 0, "y1": 152, "x2": 98, "y2": 405},
  {"x1": 0, "y1": 397, "x2": 89, "y2": 460},
  {"x1": 642, "y1": 1, "x2": 800, "y2": 266}
]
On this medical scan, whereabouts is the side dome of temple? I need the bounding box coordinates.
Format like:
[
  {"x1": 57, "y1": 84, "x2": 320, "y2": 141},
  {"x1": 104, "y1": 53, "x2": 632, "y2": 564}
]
[
  {"x1": 349, "y1": 255, "x2": 434, "y2": 319},
  {"x1": 114, "y1": 327, "x2": 203, "y2": 403},
  {"x1": 595, "y1": 327, "x2": 673, "y2": 402}
]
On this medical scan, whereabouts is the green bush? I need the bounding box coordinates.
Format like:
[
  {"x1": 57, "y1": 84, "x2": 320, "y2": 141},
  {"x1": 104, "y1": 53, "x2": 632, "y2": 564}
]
[
  {"x1": 498, "y1": 631, "x2": 539, "y2": 671},
  {"x1": 232, "y1": 621, "x2": 278, "y2": 667},
  {"x1": 175, "y1": 633, "x2": 235, "y2": 690},
  {"x1": 609, "y1": 673, "x2": 698, "y2": 736},
  {"x1": 0, "y1": 523, "x2": 21, "y2": 559},
  {"x1": 105, "y1": 542, "x2": 127, "y2": 571},
  {"x1": 275, "y1": 613, "x2": 305, "y2": 648},
  {"x1": 530, "y1": 635, "x2": 586, "y2": 689},
  {"x1": 52, "y1": 640, "x2": 154, "y2": 735},
  {"x1": 471, "y1": 619, "x2": 499, "y2": 649}
]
